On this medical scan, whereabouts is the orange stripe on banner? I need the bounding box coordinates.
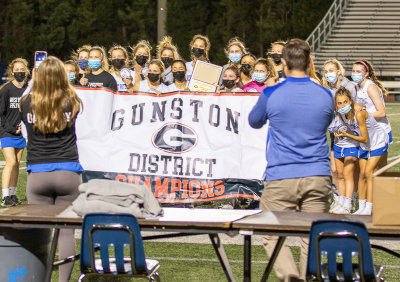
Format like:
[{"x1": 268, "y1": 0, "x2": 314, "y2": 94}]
[
  {"x1": 73, "y1": 87, "x2": 260, "y2": 97},
  {"x1": 156, "y1": 194, "x2": 261, "y2": 203}
]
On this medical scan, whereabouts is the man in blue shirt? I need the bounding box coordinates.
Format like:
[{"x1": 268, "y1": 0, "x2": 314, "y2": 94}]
[{"x1": 249, "y1": 38, "x2": 334, "y2": 281}]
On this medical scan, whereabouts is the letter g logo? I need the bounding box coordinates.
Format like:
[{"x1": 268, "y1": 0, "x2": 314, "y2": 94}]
[{"x1": 151, "y1": 122, "x2": 198, "y2": 154}]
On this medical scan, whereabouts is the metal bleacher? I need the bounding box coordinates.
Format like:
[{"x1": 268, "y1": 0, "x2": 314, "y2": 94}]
[{"x1": 307, "y1": 0, "x2": 400, "y2": 82}]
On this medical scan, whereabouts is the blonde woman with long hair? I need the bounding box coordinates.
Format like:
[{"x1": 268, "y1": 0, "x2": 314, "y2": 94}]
[
  {"x1": 186, "y1": 34, "x2": 211, "y2": 80},
  {"x1": 20, "y1": 56, "x2": 83, "y2": 282},
  {"x1": 156, "y1": 36, "x2": 180, "y2": 85},
  {"x1": 0, "y1": 58, "x2": 29, "y2": 206},
  {"x1": 108, "y1": 45, "x2": 134, "y2": 92},
  {"x1": 220, "y1": 37, "x2": 247, "y2": 86}
]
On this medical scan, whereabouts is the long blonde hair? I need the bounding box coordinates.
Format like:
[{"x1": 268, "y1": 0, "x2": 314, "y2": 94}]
[
  {"x1": 254, "y1": 58, "x2": 278, "y2": 82},
  {"x1": 0, "y1": 58, "x2": 30, "y2": 91},
  {"x1": 26, "y1": 56, "x2": 81, "y2": 134},
  {"x1": 156, "y1": 36, "x2": 180, "y2": 60},
  {"x1": 322, "y1": 58, "x2": 345, "y2": 87},
  {"x1": 131, "y1": 40, "x2": 152, "y2": 67},
  {"x1": 354, "y1": 59, "x2": 388, "y2": 96},
  {"x1": 89, "y1": 46, "x2": 109, "y2": 71},
  {"x1": 108, "y1": 45, "x2": 129, "y2": 72},
  {"x1": 308, "y1": 55, "x2": 321, "y2": 84},
  {"x1": 189, "y1": 34, "x2": 211, "y2": 61},
  {"x1": 224, "y1": 37, "x2": 247, "y2": 62}
]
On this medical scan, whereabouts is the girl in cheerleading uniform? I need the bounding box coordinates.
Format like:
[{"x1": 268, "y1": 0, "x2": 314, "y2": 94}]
[
  {"x1": 20, "y1": 56, "x2": 83, "y2": 281},
  {"x1": 333, "y1": 88, "x2": 388, "y2": 215},
  {"x1": 0, "y1": 58, "x2": 29, "y2": 206}
]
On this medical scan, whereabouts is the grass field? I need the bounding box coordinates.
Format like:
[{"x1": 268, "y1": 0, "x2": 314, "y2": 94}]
[{"x1": 1, "y1": 102, "x2": 400, "y2": 281}]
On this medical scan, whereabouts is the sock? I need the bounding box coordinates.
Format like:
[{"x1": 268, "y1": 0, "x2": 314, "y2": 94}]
[
  {"x1": 343, "y1": 197, "x2": 352, "y2": 209},
  {"x1": 358, "y1": 199, "x2": 366, "y2": 210},
  {"x1": 9, "y1": 187, "x2": 16, "y2": 196},
  {"x1": 2, "y1": 188, "x2": 9, "y2": 199}
]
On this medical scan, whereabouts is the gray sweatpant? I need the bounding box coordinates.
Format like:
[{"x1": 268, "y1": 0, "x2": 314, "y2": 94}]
[{"x1": 27, "y1": 170, "x2": 81, "y2": 282}]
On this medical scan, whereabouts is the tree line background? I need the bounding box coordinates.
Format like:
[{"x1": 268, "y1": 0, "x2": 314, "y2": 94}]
[{"x1": 0, "y1": 0, "x2": 333, "y2": 69}]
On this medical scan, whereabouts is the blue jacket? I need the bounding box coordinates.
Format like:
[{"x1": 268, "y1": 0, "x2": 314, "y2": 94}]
[{"x1": 248, "y1": 76, "x2": 334, "y2": 181}]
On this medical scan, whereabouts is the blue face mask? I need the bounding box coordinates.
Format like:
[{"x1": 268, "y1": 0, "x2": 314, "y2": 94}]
[
  {"x1": 68, "y1": 73, "x2": 76, "y2": 82},
  {"x1": 88, "y1": 59, "x2": 101, "y2": 70},
  {"x1": 228, "y1": 53, "x2": 242, "y2": 64},
  {"x1": 325, "y1": 72, "x2": 338, "y2": 84},
  {"x1": 252, "y1": 72, "x2": 267, "y2": 83},
  {"x1": 337, "y1": 104, "x2": 351, "y2": 115},
  {"x1": 78, "y1": 59, "x2": 88, "y2": 70},
  {"x1": 351, "y1": 73, "x2": 364, "y2": 84}
]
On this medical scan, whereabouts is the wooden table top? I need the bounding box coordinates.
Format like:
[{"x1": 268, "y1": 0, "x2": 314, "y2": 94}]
[{"x1": 232, "y1": 211, "x2": 400, "y2": 238}]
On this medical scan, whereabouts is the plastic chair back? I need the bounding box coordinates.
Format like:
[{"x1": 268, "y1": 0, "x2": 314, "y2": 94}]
[
  {"x1": 80, "y1": 213, "x2": 146, "y2": 275},
  {"x1": 306, "y1": 219, "x2": 375, "y2": 281}
]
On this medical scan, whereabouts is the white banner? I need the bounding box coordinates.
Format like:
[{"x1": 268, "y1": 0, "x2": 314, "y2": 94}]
[{"x1": 75, "y1": 88, "x2": 267, "y2": 202}]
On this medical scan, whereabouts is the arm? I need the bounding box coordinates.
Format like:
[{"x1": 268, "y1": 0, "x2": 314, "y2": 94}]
[
  {"x1": 367, "y1": 84, "x2": 386, "y2": 118},
  {"x1": 248, "y1": 92, "x2": 268, "y2": 129},
  {"x1": 335, "y1": 111, "x2": 368, "y2": 143}
]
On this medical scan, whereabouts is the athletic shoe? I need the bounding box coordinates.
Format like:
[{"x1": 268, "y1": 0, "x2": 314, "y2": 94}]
[
  {"x1": 329, "y1": 200, "x2": 339, "y2": 213},
  {"x1": 1, "y1": 196, "x2": 15, "y2": 207},
  {"x1": 352, "y1": 207, "x2": 365, "y2": 215},
  {"x1": 10, "y1": 195, "x2": 22, "y2": 205},
  {"x1": 332, "y1": 204, "x2": 351, "y2": 215}
]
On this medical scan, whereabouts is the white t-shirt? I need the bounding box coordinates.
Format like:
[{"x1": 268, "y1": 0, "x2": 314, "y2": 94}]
[
  {"x1": 167, "y1": 82, "x2": 189, "y2": 92},
  {"x1": 138, "y1": 80, "x2": 170, "y2": 94},
  {"x1": 356, "y1": 79, "x2": 391, "y2": 134},
  {"x1": 111, "y1": 70, "x2": 135, "y2": 92}
]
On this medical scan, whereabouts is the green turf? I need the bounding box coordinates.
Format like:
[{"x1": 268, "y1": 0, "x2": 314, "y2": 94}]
[{"x1": 1, "y1": 103, "x2": 400, "y2": 281}]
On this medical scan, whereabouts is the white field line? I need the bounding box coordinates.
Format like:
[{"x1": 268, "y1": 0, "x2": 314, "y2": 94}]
[{"x1": 388, "y1": 155, "x2": 400, "y2": 161}]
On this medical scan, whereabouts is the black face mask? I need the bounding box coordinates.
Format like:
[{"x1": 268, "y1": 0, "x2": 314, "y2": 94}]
[
  {"x1": 222, "y1": 79, "x2": 235, "y2": 90},
  {"x1": 271, "y1": 54, "x2": 282, "y2": 65},
  {"x1": 173, "y1": 71, "x2": 186, "y2": 82},
  {"x1": 135, "y1": 55, "x2": 148, "y2": 66},
  {"x1": 111, "y1": 59, "x2": 125, "y2": 70},
  {"x1": 14, "y1": 72, "x2": 26, "y2": 82},
  {"x1": 148, "y1": 73, "x2": 160, "y2": 83},
  {"x1": 192, "y1": 47, "x2": 205, "y2": 58},
  {"x1": 161, "y1": 57, "x2": 174, "y2": 68},
  {"x1": 240, "y1": 64, "x2": 252, "y2": 75}
]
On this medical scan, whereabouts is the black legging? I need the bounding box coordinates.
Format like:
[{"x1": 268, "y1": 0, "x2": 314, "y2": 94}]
[{"x1": 27, "y1": 170, "x2": 81, "y2": 282}]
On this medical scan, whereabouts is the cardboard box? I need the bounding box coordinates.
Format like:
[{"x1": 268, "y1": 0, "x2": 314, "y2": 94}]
[{"x1": 372, "y1": 159, "x2": 400, "y2": 225}]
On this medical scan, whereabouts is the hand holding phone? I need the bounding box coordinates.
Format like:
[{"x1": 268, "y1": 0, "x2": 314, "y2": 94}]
[{"x1": 34, "y1": 51, "x2": 47, "y2": 70}]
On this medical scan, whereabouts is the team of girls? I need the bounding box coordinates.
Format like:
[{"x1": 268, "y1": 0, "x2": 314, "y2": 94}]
[
  {"x1": 66, "y1": 36, "x2": 287, "y2": 94},
  {"x1": 326, "y1": 59, "x2": 391, "y2": 216}
]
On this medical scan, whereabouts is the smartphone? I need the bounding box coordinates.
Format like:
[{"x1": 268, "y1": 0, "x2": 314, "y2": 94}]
[{"x1": 34, "y1": 51, "x2": 47, "y2": 70}]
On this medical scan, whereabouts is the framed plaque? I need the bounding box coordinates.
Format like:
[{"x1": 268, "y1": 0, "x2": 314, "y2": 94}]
[{"x1": 188, "y1": 60, "x2": 222, "y2": 92}]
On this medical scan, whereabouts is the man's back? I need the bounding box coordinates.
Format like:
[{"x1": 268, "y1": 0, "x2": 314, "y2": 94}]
[{"x1": 249, "y1": 76, "x2": 334, "y2": 181}]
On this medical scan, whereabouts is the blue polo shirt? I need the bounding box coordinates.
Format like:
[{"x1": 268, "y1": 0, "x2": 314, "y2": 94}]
[{"x1": 248, "y1": 76, "x2": 334, "y2": 181}]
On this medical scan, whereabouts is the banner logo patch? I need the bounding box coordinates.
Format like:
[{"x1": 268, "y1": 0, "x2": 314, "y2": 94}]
[{"x1": 152, "y1": 122, "x2": 198, "y2": 154}]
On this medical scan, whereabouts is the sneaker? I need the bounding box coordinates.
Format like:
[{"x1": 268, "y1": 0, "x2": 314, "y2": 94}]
[
  {"x1": 1, "y1": 196, "x2": 15, "y2": 207},
  {"x1": 333, "y1": 204, "x2": 350, "y2": 214},
  {"x1": 352, "y1": 207, "x2": 365, "y2": 215},
  {"x1": 329, "y1": 200, "x2": 339, "y2": 213},
  {"x1": 10, "y1": 195, "x2": 21, "y2": 205}
]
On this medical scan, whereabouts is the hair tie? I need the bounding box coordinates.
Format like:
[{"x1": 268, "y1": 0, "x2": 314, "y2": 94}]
[{"x1": 356, "y1": 60, "x2": 369, "y2": 73}]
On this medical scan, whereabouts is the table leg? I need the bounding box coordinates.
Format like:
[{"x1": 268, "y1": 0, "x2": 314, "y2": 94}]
[
  {"x1": 261, "y1": 236, "x2": 286, "y2": 282},
  {"x1": 243, "y1": 234, "x2": 251, "y2": 282},
  {"x1": 209, "y1": 234, "x2": 236, "y2": 282},
  {"x1": 45, "y1": 228, "x2": 60, "y2": 282}
]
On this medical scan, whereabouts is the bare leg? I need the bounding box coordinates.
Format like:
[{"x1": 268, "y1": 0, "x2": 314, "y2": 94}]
[
  {"x1": 334, "y1": 158, "x2": 345, "y2": 196},
  {"x1": 343, "y1": 157, "x2": 357, "y2": 199},
  {"x1": 9, "y1": 148, "x2": 24, "y2": 187},
  {"x1": 364, "y1": 156, "x2": 382, "y2": 202},
  {"x1": 1, "y1": 147, "x2": 17, "y2": 191},
  {"x1": 358, "y1": 158, "x2": 367, "y2": 200}
]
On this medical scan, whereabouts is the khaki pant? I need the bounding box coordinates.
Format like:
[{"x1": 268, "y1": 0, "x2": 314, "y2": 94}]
[{"x1": 260, "y1": 176, "x2": 331, "y2": 282}]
